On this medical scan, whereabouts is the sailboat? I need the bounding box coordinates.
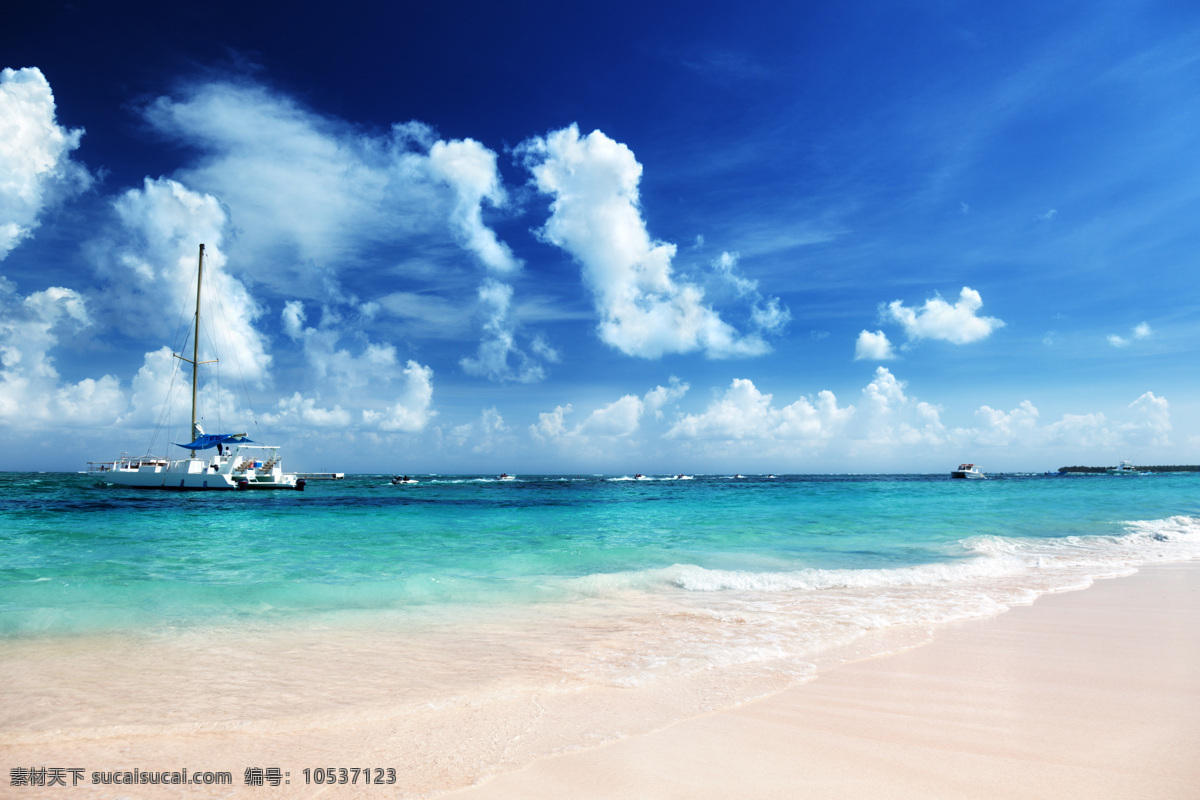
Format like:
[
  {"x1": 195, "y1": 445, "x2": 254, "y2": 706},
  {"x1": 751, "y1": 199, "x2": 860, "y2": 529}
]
[{"x1": 88, "y1": 244, "x2": 305, "y2": 491}]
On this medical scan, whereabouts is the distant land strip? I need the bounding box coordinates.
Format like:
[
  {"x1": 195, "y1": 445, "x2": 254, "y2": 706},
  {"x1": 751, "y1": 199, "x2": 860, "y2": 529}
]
[{"x1": 1057, "y1": 465, "x2": 1200, "y2": 473}]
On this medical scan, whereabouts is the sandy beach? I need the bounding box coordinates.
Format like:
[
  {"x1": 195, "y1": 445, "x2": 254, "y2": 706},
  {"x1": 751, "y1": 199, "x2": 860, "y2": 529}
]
[
  {"x1": 451, "y1": 562, "x2": 1200, "y2": 800},
  {"x1": 3, "y1": 562, "x2": 1198, "y2": 799}
]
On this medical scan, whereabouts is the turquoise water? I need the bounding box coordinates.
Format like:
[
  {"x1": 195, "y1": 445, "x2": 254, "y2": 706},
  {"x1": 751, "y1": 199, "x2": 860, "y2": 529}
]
[{"x1": 3, "y1": 471, "x2": 1198, "y2": 638}]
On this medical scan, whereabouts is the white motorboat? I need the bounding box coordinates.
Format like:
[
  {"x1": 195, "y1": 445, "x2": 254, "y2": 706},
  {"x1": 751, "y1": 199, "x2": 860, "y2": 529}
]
[
  {"x1": 1106, "y1": 460, "x2": 1143, "y2": 476},
  {"x1": 87, "y1": 244, "x2": 304, "y2": 491},
  {"x1": 951, "y1": 463, "x2": 986, "y2": 479}
]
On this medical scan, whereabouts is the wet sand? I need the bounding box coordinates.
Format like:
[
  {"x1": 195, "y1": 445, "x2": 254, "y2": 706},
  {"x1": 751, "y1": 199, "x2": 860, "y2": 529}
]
[
  {"x1": 2, "y1": 563, "x2": 1197, "y2": 798},
  {"x1": 450, "y1": 562, "x2": 1200, "y2": 799}
]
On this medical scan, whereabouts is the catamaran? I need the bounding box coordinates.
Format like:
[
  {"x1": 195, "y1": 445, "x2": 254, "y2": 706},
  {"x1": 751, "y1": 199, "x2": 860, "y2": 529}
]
[{"x1": 88, "y1": 244, "x2": 304, "y2": 491}]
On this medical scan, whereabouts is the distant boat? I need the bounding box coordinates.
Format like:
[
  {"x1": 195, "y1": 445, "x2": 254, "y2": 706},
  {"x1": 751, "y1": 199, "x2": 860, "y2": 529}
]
[
  {"x1": 87, "y1": 244, "x2": 304, "y2": 491},
  {"x1": 391, "y1": 475, "x2": 418, "y2": 485},
  {"x1": 951, "y1": 463, "x2": 986, "y2": 480},
  {"x1": 1106, "y1": 460, "x2": 1144, "y2": 476},
  {"x1": 498, "y1": 473, "x2": 515, "y2": 481}
]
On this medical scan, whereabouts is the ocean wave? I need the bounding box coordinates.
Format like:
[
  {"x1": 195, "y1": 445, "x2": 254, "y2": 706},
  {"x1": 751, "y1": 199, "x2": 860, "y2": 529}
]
[{"x1": 563, "y1": 515, "x2": 1200, "y2": 599}]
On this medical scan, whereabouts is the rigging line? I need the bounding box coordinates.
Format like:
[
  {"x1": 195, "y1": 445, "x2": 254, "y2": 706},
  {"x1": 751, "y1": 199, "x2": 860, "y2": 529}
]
[
  {"x1": 146, "y1": 352, "x2": 186, "y2": 456},
  {"x1": 143, "y1": 259, "x2": 203, "y2": 456}
]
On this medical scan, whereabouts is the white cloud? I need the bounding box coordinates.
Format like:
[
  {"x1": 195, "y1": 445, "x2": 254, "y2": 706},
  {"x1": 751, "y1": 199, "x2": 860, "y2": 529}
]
[
  {"x1": 854, "y1": 329, "x2": 895, "y2": 360},
  {"x1": 643, "y1": 376, "x2": 689, "y2": 420},
  {"x1": 281, "y1": 300, "x2": 306, "y2": 340},
  {"x1": 712, "y1": 251, "x2": 757, "y2": 296},
  {"x1": 576, "y1": 394, "x2": 645, "y2": 437},
  {"x1": 427, "y1": 139, "x2": 520, "y2": 275},
  {"x1": 362, "y1": 360, "x2": 436, "y2": 433},
  {"x1": 530, "y1": 404, "x2": 572, "y2": 442},
  {"x1": 449, "y1": 407, "x2": 513, "y2": 453},
  {"x1": 143, "y1": 82, "x2": 419, "y2": 278},
  {"x1": 854, "y1": 367, "x2": 949, "y2": 446},
  {"x1": 1108, "y1": 321, "x2": 1153, "y2": 347},
  {"x1": 144, "y1": 81, "x2": 541, "y2": 380},
  {"x1": 0, "y1": 67, "x2": 91, "y2": 260},
  {"x1": 279, "y1": 300, "x2": 436, "y2": 433},
  {"x1": 266, "y1": 393, "x2": 354, "y2": 428},
  {"x1": 520, "y1": 125, "x2": 770, "y2": 359},
  {"x1": 96, "y1": 177, "x2": 273, "y2": 388},
  {"x1": 972, "y1": 393, "x2": 1170, "y2": 451},
  {"x1": 1041, "y1": 412, "x2": 1118, "y2": 448},
  {"x1": 973, "y1": 401, "x2": 1039, "y2": 446},
  {"x1": 711, "y1": 251, "x2": 791, "y2": 335},
  {"x1": 667, "y1": 378, "x2": 853, "y2": 442},
  {"x1": 751, "y1": 297, "x2": 790, "y2": 335},
  {"x1": 1127, "y1": 391, "x2": 1170, "y2": 446},
  {"x1": 531, "y1": 380, "x2": 690, "y2": 444},
  {"x1": 0, "y1": 278, "x2": 123, "y2": 427},
  {"x1": 459, "y1": 278, "x2": 545, "y2": 383},
  {"x1": 885, "y1": 287, "x2": 1004, "y2": 344}
]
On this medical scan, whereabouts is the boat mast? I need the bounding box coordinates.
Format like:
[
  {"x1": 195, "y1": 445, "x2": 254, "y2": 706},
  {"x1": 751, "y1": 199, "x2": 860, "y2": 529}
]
[{"x1": 190, "y1": 243, "x2": 204, "y2": 458}]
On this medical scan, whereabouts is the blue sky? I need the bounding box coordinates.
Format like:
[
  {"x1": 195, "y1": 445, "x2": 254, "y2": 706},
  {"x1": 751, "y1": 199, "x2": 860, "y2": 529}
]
[{"x1": 2, "y1": 0, "x2": 1197, "y2": 473}]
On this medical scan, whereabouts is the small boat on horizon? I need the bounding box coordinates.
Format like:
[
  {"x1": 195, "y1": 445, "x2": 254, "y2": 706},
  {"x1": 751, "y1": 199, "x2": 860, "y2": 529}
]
[
  {"x1": 1106, "y1": 460, "x2": 1145, "y2": 476},
  {"x1": 951, "y1": 463, "x2": 986, "y2": 480}
]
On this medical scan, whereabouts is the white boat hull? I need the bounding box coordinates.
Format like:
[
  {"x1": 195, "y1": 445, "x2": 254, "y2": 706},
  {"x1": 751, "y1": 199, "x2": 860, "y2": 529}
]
[
  {"x1": 951, "y1": 464, "x2": 986, "y2": 479},
  {"x1": 89, "y1": 447, "x2": 304, "y2": 491}
]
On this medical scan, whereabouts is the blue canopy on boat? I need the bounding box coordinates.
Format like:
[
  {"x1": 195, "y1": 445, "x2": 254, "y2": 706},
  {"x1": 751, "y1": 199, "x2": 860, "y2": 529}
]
[{"x1": 175, "y1": 433, "x2": 252, "y2": 450}]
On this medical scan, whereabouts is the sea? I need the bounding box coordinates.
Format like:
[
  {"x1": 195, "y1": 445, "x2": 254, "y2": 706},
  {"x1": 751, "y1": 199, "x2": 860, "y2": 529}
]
[{"x1": 2, "y1": 470, "x2": 1199, "y2": 793}]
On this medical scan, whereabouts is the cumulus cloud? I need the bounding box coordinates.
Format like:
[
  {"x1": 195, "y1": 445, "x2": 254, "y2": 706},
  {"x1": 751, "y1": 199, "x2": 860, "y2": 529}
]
[
  {"x1": 885, "y1": 287, "x2": 1004, "y2": 345},
  {"x1": 0, "y1": 67, "x2": 91, "y2": 260},
  {"x1": 0, "y1": 278, "x2": 123, "y2": 427},
  {"x1": 1107, "y1": 321, "x2": 1152, "y2": 347},
  {"x1": 278, "y1": 299, "x2": 436, "y2": 433},
  {"x1": 266, "y1": 392, "x2": 353, "y2": 428},
  {"x1": 973, "y1": 401, "x2": 1039, "y2": 446},
  {"x1": 520, "y1": 124, "x2": 771, "y2": 359},
  {"x1": 531, "y1": 380, "x2": 690, "y2": 443},
  {"x1": 97, "y1": 177, "x2": 272, "y2": 389},
  {"x1": 362, "y1": 360, "x2": 436, "y2": 432},
  {"x1": 1127, "y1": 391, "x2": 1170, "y2": 446},
  {"x1": 449, "y1": 407, "x2": 513, "y2": 453},
  {"x1": 854, "y1": 329, "x2": 895, "y2": 360},
  {"x1": 144, "y1": 81, "x2": 546, "y2": 381},
  {"x1": 855, "y1": 367, "x2": 949, "y2": 446},
  {"x1": 652, "y1": 366, "x2": 1176, "y2": 466},
  {"x1": 642, "y1": 376, "x2": 689, "y2": 419},
  {"x1": 972, "y1": 393, "x2": 1170, "y2": 451},
  {"x1": 667, "y1": 378, "x2": 852, "y2": 441},
  {"x1": 530, "y1": 404, "x2": 572, "y2": 442}
]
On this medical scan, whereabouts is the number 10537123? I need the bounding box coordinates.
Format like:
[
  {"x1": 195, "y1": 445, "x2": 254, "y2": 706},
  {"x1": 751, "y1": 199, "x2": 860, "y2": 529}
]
[{"x1": 303, "y1": 767, "x2": 396, "y2": 785}]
